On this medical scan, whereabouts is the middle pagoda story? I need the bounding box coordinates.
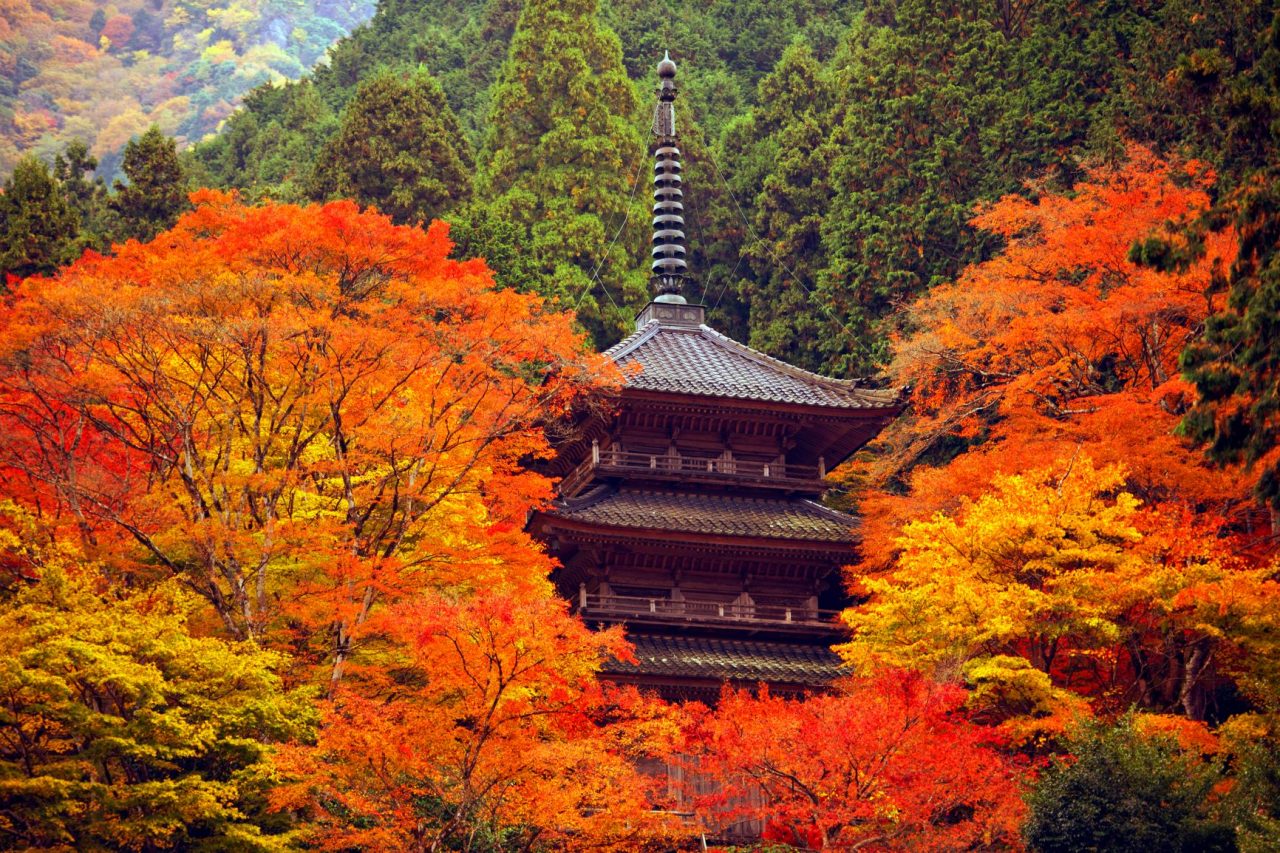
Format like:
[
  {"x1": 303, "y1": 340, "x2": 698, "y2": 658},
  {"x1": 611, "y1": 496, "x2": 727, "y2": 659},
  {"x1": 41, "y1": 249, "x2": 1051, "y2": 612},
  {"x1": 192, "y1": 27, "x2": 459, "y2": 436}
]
[{"x1": 528, "y1": 53, "x2": 902, "y2": 703}]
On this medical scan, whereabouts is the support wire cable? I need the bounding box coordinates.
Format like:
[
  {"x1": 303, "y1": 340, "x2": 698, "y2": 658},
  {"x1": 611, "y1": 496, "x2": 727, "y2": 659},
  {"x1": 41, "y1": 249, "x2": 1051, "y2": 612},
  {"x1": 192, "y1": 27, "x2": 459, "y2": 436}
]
[
  {"x1": 699, "y1": 141, "x2": 884, "y2": 371},
  {"x1": 573, "y1": 152, "x2": 648, "y2": 312}
]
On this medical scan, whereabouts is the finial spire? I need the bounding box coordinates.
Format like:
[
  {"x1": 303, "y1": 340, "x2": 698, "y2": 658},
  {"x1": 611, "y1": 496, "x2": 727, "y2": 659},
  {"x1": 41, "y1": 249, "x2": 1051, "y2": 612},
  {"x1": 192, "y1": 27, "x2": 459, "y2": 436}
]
[{"x1": 650, "y1": 51, "x2": 687, "y2": 304}]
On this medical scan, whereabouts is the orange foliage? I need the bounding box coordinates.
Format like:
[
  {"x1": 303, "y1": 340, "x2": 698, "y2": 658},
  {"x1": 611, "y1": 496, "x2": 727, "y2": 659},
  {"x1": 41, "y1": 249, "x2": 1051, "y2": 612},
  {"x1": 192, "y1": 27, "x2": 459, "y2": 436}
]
[
  {"x1": 683, "y1": 672, "x2": 1027, "y2": 851},
  {"x1": 100, "y1": 14, "x2": 134, "y2": 49},
  {"x1": 0, "y1": 191, "x2": 612, "y2": 685},
  {"x1": 1133, "y1": 713, "x2": 1221, "y2": 756},
  {"x1": 845, "y1": 145, "x2": 1244, "y2": 570},
  {"x1": 272, "y1": 590, "x2": 684, "y2": 851},
  {"x1": 0, "y1": 191, "x2": 684, "y2": 848},
  {"x1": 49, "y1": 34, "x2": 97, "y2": 64}
]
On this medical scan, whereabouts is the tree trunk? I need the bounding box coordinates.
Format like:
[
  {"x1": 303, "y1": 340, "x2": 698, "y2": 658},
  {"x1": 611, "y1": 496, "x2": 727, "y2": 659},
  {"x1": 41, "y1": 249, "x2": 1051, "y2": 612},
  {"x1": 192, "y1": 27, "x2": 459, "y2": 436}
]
[{"x1": 1180, "y1": 639, "x2": 1212, "y2": 721}]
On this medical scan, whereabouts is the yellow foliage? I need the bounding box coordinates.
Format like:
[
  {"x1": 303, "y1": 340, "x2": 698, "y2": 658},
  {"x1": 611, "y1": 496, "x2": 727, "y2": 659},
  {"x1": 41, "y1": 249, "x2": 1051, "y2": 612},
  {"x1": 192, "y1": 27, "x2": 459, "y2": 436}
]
[
  {"x1": 839, "y1": 456, "x2": 1143, "y2": 675},
  {"x1": 200, "y1": 39, "x2": 238, "y2": 65},
  {"x1": 90, "y1": 105, "x2": 148, "y2": 157},
  {"x1": 0, "y1": 566, "x2": 313, "y2": 848},
  {"x1": 840, "y1": 452, "x2": 1280, "y2": 727},
  {"x1": 1217, "y1": 713, "x2": 1272, "y2": 753},
  {"x1": 964, "y1": 656, "x2": 1092, "y2": 748},
  {"x1": 205, "y1": 4, "x2": 258, "y2": 42}
]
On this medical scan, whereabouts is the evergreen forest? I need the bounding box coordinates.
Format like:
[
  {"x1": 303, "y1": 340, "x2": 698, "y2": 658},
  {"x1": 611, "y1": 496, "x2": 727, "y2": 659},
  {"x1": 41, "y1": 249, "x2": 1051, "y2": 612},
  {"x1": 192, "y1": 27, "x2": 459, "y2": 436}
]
[{"x1": 1, "y1": 0, "x2": 1280, "y2": 850}]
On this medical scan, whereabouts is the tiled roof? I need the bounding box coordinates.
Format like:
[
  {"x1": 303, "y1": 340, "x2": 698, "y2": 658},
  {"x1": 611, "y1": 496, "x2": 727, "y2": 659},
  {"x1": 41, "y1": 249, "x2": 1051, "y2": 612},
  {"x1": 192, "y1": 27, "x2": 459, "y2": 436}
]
[
  {"x1": 604, "y1": 321, "x2": 899, "y2": 410},
  {"x1": 556, "y1": 487, "x2": 856, "y2": 542},
  {"x1": 605, "y1": 634, "x2": 844, "y2": 686}
]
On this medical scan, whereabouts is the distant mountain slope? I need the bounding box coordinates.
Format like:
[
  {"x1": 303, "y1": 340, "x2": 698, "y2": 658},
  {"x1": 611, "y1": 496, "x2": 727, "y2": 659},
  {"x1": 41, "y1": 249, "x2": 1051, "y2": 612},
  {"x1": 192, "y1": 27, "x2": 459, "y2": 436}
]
[{"x1": 0, "y1": 0, "x2": 376, "y2": 177}]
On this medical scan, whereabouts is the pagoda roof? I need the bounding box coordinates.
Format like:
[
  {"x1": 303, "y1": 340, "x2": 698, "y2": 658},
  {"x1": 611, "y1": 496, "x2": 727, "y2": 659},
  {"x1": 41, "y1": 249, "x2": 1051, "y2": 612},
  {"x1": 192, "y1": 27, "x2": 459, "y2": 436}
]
[
  {"x1": 604, "y1": 310, "x2": 900, "y2": 411},
  {"x1": 604, "y1": 633, "x2": 844, "y2": 687},
  {"x1": 554, "y1": 486, "x2": 857, "y2": 543}
]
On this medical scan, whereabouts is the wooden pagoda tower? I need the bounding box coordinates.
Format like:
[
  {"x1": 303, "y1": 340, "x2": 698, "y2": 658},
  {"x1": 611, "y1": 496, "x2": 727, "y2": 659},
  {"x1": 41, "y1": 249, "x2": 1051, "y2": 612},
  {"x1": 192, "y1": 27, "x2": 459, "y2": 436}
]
[{"x1": 529, "y1": 53, "x2": 902, "y2": 703}]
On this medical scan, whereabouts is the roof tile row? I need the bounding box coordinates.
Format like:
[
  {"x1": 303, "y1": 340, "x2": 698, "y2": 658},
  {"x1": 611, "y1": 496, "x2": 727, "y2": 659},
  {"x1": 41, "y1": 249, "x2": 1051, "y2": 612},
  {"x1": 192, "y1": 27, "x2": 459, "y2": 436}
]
[
  {"x1": 604, "y1": 633, "x2": 844, "y2": 686},
  {"x1": 556, "y1": 487, "x2": 857, "y2": 542}
]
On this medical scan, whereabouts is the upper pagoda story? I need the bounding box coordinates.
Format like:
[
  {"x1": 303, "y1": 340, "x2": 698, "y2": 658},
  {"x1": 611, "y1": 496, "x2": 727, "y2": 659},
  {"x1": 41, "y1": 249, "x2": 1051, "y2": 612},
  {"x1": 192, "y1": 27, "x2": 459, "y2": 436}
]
[
  {"x1": 601, "y1": 303, "x2": 901, "y2": 468},
  {"x1": 615, "y1": 303, "x2": 899, "y2": 414}
]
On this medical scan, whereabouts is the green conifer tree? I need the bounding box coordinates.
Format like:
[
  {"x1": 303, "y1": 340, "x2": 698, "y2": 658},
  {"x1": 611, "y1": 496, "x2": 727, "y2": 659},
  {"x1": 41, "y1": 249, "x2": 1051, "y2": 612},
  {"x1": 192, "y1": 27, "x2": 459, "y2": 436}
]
[
  {"x1": 663, "y1": 109, "x2": 745, "y2": 339},
  {"x1": 476, "y1": 0, "x2": 647, "y2": 347},
  {"x1": 200, "y1": 80, "x2": 337, "y2": 204},
  {"x1": 312, "y1": 70, "x2": 472, "y2": 225},
  {"x1": 1177, "y1": 8, "x2": 1280, "y2": 515},
  {"x1": 111, "y1": 126, "x2": 189, "y2": 243},
  {"x1": 52, "y1": 140, "x2": 97, "y2": 211},
  {"x1": 810, "y1": 0, "x2": 1111, "y2": 374},
  {"x1": 727, "y1": 40, "x2": 837, "y2": 372},
  {"x1": 0, "y1": 156, "x2": 79, "y2": 285},
  {"x1": 53, "y1": 139, "x2": 115, "y2": 253},
  {"x1": 1118, "y1": 0, "x2": 1276, "y2": 173}
]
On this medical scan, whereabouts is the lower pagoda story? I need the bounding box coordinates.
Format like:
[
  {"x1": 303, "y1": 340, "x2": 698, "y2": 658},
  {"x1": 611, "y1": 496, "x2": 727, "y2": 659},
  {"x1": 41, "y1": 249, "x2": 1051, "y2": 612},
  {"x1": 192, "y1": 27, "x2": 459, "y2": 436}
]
[{"x1": 536, "y1": 480, "x2": 859, "y2": 703}]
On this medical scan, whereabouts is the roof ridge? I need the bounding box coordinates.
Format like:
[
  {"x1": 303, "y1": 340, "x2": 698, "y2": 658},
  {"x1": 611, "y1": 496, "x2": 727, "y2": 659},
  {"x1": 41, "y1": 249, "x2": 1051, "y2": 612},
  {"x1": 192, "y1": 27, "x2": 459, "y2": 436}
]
[
  {"x1": 696, "y1": 325, "x2": 904, "y2": 404},
  {"x1": 559, "y1": 484, "x2": 614, "y2": 511},
  {"x1": 799, "y1": 498, "x2": 861, "y2": 527},
  {"x1": 602, "y1": 320, "x2": 662, "y2": 360},
  {"x1": 604, "y1": 319, "x2": 904, "y2": 409}
]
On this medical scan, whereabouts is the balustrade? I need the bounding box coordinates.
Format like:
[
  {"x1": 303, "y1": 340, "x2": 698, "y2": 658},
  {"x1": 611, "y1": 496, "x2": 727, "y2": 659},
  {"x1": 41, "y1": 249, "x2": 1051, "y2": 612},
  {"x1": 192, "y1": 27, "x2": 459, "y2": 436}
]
[
  {"x1": 561, "y1": 441, "x2": 824, "y2": 496},
  {"x1": 578, "y1": 591, "x2": 837, "y2": 628}
]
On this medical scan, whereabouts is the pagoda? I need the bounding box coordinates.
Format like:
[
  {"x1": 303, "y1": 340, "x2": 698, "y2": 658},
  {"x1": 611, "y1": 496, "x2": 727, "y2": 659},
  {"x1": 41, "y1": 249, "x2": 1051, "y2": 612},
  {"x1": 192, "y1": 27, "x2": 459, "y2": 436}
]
[{"x1": 528, "y1": 53, "x2": 902, "y2": 703}]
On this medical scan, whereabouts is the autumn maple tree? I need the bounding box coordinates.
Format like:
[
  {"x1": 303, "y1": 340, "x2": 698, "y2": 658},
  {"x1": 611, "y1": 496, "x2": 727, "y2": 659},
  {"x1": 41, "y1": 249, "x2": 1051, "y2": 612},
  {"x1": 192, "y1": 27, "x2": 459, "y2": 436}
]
[
  {"x1": 830, "y1": 148, "x2": 1280, "y2": 821},
  {"x1": 0, "y1": 190, "x2": 609, "y2": 686},
  {"x1": 273, "y1": 589, "x2": 683, "y2": 851},
  {"x1": 683, "y1": 671, "x2": 1026, "y2": 851},
  {"x1": 0, "y1": 192, "x2": 698, "y2": 849},
  {"x1": 844, "y1": 146, "x2": 1243, "y2": 567}
]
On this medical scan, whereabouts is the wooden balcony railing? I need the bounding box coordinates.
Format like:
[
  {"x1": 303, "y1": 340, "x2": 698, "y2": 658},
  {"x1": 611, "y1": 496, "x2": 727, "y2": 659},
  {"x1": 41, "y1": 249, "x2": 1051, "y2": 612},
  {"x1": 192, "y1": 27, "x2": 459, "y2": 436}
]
[
  {"x1": 560, "y1": 442, "x2": 827, "y2": 496},
  {"x1": 577, "y1": 591, "x2": 840, "y2": 629}
]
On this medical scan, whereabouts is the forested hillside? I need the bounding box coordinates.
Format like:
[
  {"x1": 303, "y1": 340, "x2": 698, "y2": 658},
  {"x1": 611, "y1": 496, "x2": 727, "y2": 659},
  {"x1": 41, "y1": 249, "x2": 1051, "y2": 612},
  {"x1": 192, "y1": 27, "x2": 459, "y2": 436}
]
[
  {"x1": 0, "y1": 0, "x2": 376, "y2": 177},
  {"x1": 2, "y1": 0, "x2": 1280, "y2": 849},
  {"x1": 185, "y1": 0, "x2": 1278, "y2": 369},
  {"x1": 5, "y1": 0, "x2": 1275, "y2": 362}
]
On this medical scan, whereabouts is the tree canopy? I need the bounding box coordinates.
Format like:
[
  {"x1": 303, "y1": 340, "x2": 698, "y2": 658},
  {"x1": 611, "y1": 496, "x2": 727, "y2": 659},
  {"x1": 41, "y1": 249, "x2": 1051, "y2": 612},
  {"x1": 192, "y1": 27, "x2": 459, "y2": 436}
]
[
  {"x1": 475, "y1": 0, "x2": 647, "y2": 346},
  {"x1": 311, "y1": 70, "x2": 473, "y2": 225},
  {"x1": 0, "y1": 564, "x2": 312, "y2": 850}
]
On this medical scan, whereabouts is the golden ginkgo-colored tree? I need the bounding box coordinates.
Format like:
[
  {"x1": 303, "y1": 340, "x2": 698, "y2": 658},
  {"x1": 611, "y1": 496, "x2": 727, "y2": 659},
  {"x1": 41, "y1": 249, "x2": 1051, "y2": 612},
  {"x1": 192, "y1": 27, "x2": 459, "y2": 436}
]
[{"x1": 840, "y1": 456, "x2": 1279, "y2": 725}]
